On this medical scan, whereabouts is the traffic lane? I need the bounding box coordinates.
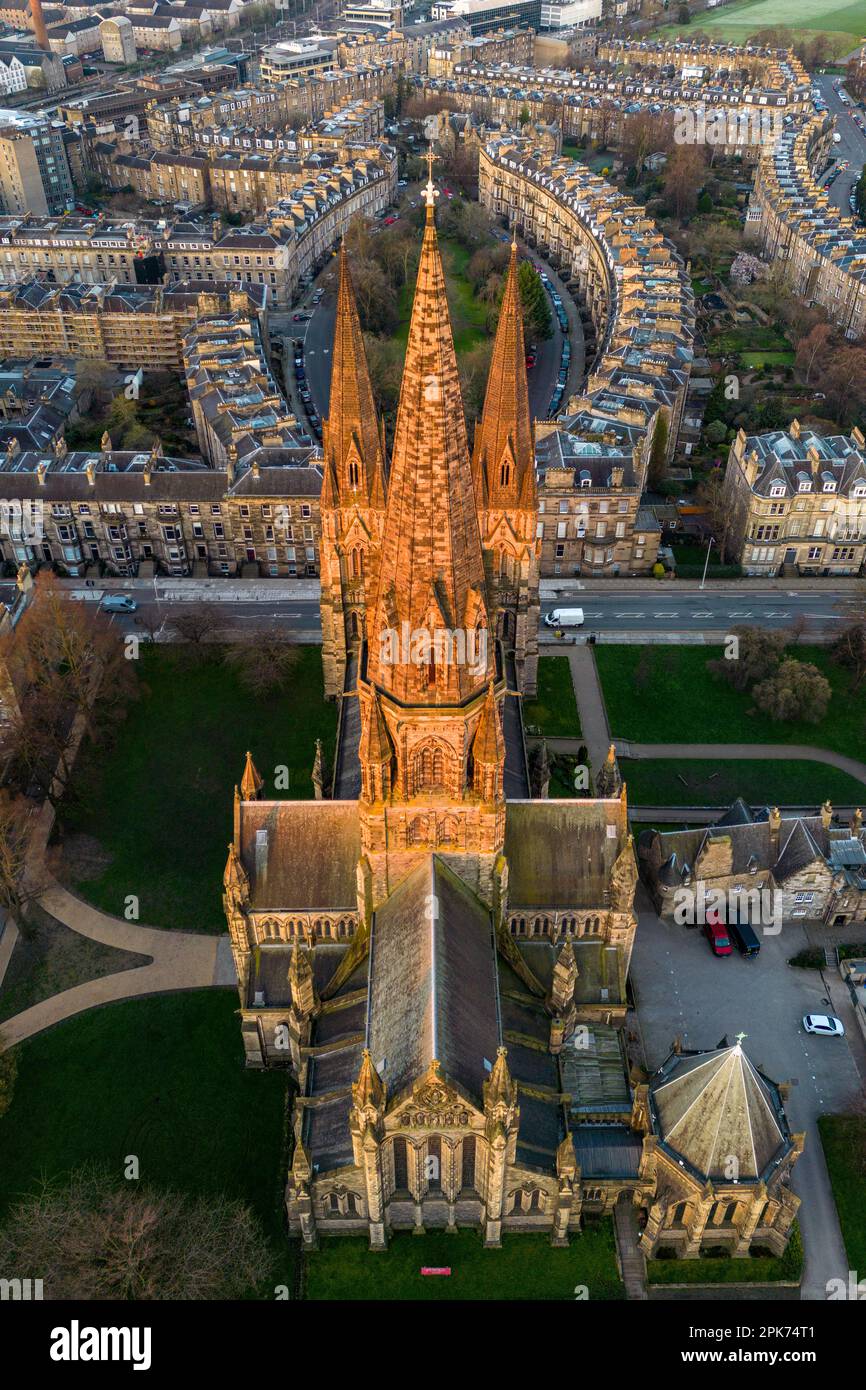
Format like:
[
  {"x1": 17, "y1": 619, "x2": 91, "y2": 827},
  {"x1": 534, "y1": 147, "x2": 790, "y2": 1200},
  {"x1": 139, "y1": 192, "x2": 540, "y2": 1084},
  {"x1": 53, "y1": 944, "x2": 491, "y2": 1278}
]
[{"x1": 540, "y1": 594, "x2": 855, "y2": 630}]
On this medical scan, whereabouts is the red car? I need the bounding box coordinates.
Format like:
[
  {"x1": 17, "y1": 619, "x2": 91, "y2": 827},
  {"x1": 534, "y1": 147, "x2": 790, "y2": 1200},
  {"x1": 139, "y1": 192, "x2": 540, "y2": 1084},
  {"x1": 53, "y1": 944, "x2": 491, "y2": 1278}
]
[
  {"x1": 383, "y1": 215, "x2": 398, "y2": 225},
  {"x1": 703, "y1": 914, "x2": 732, "y2": 957}
]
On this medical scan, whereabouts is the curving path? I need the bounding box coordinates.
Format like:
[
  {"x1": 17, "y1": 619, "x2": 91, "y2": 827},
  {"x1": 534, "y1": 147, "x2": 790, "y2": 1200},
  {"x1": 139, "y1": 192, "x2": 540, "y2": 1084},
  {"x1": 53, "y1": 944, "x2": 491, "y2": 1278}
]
[
  {"x1": 1, "y1": 878, "x2": 236, "y2": 1050},
  {"x1": 613, "y1": 741, "x2": 866, "y2": 786}
]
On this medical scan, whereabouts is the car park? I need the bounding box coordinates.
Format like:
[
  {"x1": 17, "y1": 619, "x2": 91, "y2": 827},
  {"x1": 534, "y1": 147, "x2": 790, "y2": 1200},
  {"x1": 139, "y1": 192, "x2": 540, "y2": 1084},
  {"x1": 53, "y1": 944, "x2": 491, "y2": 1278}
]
[{"x1": 803, "y1": 1014, "x2": 845, "y2": 1037}]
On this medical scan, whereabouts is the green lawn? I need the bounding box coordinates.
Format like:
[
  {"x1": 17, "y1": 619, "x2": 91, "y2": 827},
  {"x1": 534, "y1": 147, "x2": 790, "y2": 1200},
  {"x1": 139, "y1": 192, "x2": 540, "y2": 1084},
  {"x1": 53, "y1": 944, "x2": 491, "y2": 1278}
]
[
  {"x1": 818, "y1": 1115, "x2": 866, "y2": 1273},
  {"x1": 0, "y1": 992, "x2": 291, "y2": 1280},
  {"x1": 523, "y1": 655, "x2": 580, "y2": 737},
  {"x1": 60, "y1": 645, "x2": 337, "y2": 931},
  {"x1": 306, "y1": 1223, "x2": 624, "y2": 1300},
  {"x1": 395, "y1": 236, "x2": 488, "y2": 355},
  {"x1": 740, "y1": 352, "x2": 795, "y2": 369},
  {"x1": 647, "y1": 1225, "x2": 803, "y2": 1285},
  {"x1": 621, "y1": 758, "x2": 866, "y2": 807},
  {"x1": 595, "y1": 645, "x2": 866, "y2": 757},
  {"x1": 656, "y1": 0, "x2": 864, "y2": 57}
]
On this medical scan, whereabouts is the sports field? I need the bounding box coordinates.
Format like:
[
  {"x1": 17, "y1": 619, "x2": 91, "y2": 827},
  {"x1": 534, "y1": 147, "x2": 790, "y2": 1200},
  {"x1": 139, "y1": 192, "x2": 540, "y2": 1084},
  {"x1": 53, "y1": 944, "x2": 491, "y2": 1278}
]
[{"x1": 660, "y1": 0, "x2": 866, "y2": 59}]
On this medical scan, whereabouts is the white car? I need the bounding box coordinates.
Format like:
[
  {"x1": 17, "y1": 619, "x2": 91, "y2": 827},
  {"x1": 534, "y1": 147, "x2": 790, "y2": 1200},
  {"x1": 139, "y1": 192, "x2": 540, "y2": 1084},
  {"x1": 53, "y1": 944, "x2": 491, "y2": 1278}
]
[{"x1": 803, "y1": 1014, "x2": 845, "y2": 1037}]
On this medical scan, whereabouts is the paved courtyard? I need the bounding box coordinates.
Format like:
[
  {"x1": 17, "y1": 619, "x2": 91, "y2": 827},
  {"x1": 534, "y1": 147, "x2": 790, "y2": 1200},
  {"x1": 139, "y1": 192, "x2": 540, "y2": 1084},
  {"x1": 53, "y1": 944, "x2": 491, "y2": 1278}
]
[{"x1": 631, "y1": 888, "x2": 862, "y2": 1300}]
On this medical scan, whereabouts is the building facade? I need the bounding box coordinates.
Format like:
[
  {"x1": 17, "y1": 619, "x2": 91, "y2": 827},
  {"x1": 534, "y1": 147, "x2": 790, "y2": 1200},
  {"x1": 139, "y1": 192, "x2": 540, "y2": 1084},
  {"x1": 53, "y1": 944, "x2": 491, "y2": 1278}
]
[{"x1": 723, "y1": 422, "x2": 866, "y2": 577}]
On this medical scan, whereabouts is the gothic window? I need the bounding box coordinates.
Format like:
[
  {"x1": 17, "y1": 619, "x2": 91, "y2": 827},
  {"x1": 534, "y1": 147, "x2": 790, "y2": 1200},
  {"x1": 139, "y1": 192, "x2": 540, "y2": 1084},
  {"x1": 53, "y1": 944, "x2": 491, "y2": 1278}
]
[
  {"x1": 461, "y1": 1135, "x2": 476, "y2": 1192},
  {"x1": 327, "y1": 1192, "x2": 340, "y2": 1214},
  {"x1": 672, "y1": 1201, "x2": 688, "y2": 1226},
  {"x1": 348, "y1": 459, "x2": 359, "y2": 489},
  {"x1": 414, "y1": 742, "x2": 448, "y2": 794},
  {"x1": 345, "y1": 1191, "x2": 361, "y2": 1217},
  {"x1": 407, "y1": 816, "x2": 428, "y2": 846},
  {"x1": 392, "y1": 1136, "x2": 408, "y2": 1190},
  {"x1": 527, "y1": 1188, "x2": 544, "y2": 1212},
  {"x1": 350, "y1": 548, "x2": 364, "y2": 578},
  {"x1": 437, "y1": 815, "x2": 459, "y2": 845},
  {"x1": 500, "y1": 461, "x2": 511, "y2": 488}
]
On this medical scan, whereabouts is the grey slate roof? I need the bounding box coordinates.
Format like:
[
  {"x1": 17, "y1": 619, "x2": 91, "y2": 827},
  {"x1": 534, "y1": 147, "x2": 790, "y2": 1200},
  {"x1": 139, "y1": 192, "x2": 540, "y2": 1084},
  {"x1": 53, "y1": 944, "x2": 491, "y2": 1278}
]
[
  {"x1": 367, "y1": 856, "x2": 500, "y2": 1106},
  {"x1": 238, "y1": 800, "x2": 360, "y2": 911}
]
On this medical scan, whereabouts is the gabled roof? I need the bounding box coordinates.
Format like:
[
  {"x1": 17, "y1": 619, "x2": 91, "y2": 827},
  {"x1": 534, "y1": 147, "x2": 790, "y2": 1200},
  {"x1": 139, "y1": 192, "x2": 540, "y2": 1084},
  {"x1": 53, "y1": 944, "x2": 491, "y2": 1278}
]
[{"x1": 367, "y1": 855, "x2": 500, "y2": 1106}]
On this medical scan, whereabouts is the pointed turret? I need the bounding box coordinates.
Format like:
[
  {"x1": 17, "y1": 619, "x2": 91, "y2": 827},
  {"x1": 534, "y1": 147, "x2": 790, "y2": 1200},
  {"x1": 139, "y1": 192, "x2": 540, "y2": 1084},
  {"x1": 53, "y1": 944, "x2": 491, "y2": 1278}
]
[
  {"x1": 484, "y1": 1045, "x2": 517, "y2": 1111},
  {"x1": 289, "y1": 942, "x2": 317, "y2": 1018},
  {"x1": 473, "y1": 240, "x2": 535, "y2": 509},
  {"x1": 548, "y1": 938, "x2": 578, "y2": 1015},
  {"x1": 323, "y1": 246, "x2": 386, "y2": 503},
  {"x1": 472, "y1": 680, "x2": 504, "y2": 799},
  {"x1": 359, "y1": 685, "x2": 393, "y2": 803},
  {"x1": 367, "y1": 153, "x2": 492, "y2": 704},
  {"x1": 596, "y1": 743, "x2": 622, "y2": 798},
  {"x1": 352, "y1": 1048, "x2": 386, "y2": 1112},
  {"x1": 240, "y1": 749, "x2": 263, "y2": 801}
]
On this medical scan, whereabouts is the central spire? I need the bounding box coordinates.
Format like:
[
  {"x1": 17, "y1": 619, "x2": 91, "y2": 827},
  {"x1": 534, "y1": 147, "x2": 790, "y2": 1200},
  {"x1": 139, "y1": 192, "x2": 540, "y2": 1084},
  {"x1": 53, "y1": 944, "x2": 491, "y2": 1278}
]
[{"x1": 367, "y1": 152, "x2": 492, "y2": 705}]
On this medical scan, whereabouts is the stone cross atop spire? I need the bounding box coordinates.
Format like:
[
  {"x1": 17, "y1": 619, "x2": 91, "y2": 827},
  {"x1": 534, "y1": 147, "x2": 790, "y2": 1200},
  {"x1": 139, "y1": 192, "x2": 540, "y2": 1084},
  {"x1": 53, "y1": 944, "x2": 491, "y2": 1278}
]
[
  {"x1": 367, "y1": 187, "x2": 492, "y2": 704},
  {"x1": 473, "y1": 240, "x2": 534, "y2": 510},
  {"x1": 322, "y1": 245, "x2": 386, "y2": 507}
]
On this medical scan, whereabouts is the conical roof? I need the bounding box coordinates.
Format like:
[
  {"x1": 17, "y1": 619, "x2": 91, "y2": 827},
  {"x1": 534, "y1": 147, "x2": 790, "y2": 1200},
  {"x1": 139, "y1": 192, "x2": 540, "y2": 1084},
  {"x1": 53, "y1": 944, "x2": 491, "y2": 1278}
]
[
  {"x1": 472, "y1": 240, "x2": 534, "y2": 508},
  {"x1": 652, "y1": 1043, "x2": 787, "y2": 1180},
  {"x1": 367, "y1": 160, "x2": 491, "y2": 704},
  {"x1": 323, "y1": 246, "x2": 385, "y2": 503}
]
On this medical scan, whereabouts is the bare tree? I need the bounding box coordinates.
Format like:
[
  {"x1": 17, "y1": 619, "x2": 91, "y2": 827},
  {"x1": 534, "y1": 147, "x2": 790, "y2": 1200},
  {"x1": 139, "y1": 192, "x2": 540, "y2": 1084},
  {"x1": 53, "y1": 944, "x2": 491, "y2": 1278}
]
[
  {"x1": 169, "y1": 605, "x2": 221, "y2": 645},
  {"x1": 223, "y1": 628, "x2": 299, "y2": 696},
  {"x1": 0, "y1": 1167, "x2": 273, "y2": 1301},
  {"x1": 0, "y1": 789, "x2": 44, "y2": 930}
]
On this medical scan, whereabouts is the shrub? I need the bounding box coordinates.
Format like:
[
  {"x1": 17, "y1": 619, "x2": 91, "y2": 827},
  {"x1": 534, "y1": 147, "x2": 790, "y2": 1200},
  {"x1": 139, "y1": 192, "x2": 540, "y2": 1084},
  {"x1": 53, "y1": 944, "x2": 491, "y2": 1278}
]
[{"x1": 752, "y1": 659, "x2": 831, "y2": 724}]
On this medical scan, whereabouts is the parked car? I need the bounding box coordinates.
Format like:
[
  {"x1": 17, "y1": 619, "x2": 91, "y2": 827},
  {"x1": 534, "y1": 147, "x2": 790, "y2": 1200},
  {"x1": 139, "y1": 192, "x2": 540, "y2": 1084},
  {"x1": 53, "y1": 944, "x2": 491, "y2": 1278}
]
[
  {"x1": 803, "y1": 1014, "x2": 845, "y2": 1037},
  {"x1": 729, "y1": 920, "x2": 761, "y2": 958},
  {"x1": 102, "y1": 595, "x2": 137, "y2": 613},
  {"x1": 703, "y1": 918, "x2": 733, "y2": 956},
  {"x1": 292, "y1": 312, "x2": 311, "y2": 322}
]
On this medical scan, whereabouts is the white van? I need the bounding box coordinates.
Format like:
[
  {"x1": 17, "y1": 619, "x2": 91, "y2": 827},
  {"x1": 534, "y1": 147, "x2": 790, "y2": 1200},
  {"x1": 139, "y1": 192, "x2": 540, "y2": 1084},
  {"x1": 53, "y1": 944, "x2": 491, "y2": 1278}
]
[{"x1": 544, "y1": 607, "x2": 584, "y2": 628}]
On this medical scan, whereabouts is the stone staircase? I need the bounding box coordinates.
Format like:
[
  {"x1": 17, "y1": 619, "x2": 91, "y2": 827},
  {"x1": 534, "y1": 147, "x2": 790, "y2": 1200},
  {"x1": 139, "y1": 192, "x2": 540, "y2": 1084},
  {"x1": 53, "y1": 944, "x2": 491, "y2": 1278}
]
[
  {"x1": 614, "y1": 1197, "x2": 647, "y2": 1300},
  {"x1": 824, "y1": 945, "x2": 840, "y2": 970}
]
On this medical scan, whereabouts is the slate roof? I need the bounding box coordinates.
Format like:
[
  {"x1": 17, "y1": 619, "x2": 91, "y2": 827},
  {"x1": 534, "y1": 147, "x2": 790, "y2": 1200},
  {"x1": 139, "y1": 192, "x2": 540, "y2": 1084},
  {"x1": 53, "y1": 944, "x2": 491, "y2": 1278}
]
[
  {"x1": 504, "y1": 800, "x2": 624, "y2": 907},
  {"x1": 367, "y1": 856, "x2": 500, "y2": 1106},
  {"x1": 238, "y1": 800, "x2": 360, "y2": 911},
  {"x1": 650, "y1": 1044, "x2": 791, "y2": 1182}
]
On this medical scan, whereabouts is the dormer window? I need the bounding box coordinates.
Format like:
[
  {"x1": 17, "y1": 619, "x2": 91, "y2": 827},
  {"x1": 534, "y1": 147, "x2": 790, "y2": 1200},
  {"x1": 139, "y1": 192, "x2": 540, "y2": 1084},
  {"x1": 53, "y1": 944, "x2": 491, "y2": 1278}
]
[
  {"x1": 798, "y1": 479, "x2": 811, "y2": 493},
  {"x1": 823, "y1": 479, "x2": 836, "y2": 493},
  {"x1": 854, "y1": 484, "x2": 866, "y2": 498},
  {"x1": 769, "y1": 483, "x2": 785, "y2": 497}
]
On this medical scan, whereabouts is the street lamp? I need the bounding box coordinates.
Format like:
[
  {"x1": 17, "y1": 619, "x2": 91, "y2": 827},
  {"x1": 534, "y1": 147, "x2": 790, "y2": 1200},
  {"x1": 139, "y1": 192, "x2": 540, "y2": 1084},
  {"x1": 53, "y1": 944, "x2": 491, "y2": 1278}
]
[{"x1": 700, "y1": 535, "x2": 715, "y2": 591}]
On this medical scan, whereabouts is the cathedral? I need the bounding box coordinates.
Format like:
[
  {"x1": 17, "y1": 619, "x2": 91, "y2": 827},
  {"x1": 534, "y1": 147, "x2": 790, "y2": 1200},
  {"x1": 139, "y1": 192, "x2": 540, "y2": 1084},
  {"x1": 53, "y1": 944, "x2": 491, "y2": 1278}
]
[{"x1": 222, "y1": 167, "x2": 802, "y2": 1257}]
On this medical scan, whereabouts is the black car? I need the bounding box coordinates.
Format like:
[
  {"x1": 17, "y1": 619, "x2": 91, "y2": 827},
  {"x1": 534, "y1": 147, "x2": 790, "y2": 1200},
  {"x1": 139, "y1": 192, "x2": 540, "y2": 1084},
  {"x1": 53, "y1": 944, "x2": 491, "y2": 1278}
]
[{"x1": 729, "y1": 920, "x2": 761, "y2": 958}]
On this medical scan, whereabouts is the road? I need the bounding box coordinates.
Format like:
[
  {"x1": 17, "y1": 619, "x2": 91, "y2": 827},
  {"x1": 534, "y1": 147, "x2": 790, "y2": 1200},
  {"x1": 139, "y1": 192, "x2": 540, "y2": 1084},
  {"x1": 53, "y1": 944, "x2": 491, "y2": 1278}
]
[
  {"x1": 815, "y1": 75, "x2": 866, "y2": 217},
  {"x1": 73, "y1": 582, "x2": 861, "y2": 642}
]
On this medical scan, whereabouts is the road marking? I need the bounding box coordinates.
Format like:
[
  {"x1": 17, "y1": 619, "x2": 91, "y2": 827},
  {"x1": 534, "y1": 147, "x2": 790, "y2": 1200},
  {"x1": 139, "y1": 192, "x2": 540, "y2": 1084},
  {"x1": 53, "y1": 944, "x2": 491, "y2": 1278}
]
[
  {"x1": 727, "y1": 611, "x2": 753, "y2": 617},
  {"x1": 692, "y1": 611, "x2": 713, "y2": 617},
  {"x1": 653, "y1": 612, "x2": 678, "y2": 617}
]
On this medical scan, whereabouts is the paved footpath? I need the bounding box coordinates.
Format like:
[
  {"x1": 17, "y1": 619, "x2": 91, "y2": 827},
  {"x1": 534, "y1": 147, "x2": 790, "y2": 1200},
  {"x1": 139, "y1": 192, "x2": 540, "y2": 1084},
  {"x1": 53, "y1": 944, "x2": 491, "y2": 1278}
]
[
  {"x1": 1, "y1": 879, "x2": 236, "y2": 1049},
  {"x1": 616, "y1": 741, "x2": 866, "y2": 785}
]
